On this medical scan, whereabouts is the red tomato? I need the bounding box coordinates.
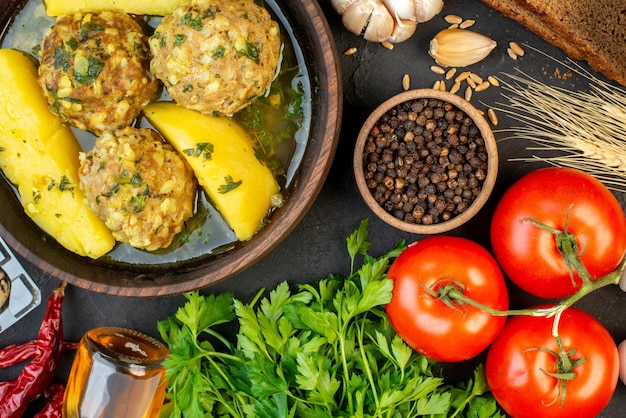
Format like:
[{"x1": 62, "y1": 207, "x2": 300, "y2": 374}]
[
  {"x1": 490, "y1": 167, "x2": 626, "y2": 299},
  {"x1": 486, "y1": 306, "x2": 619, "y2": 418},
  {"x1": 385, "y1": 236, "x2": 508, "y2": 362}
]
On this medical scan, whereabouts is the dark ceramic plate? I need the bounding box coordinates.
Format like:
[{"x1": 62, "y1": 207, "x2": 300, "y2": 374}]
[{"x1": 0, "y1": 0, "x2": 342, "y2": 296}]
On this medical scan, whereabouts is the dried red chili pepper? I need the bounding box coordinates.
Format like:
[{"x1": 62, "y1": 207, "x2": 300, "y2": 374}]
[
  {"x1": 33, "y1": 383, "x2": 65, "y2": 418},
  {"x1": 0, "y1": 340, "x2": 38, "y2": 368},
  {"x1": 0, "y1": 282, "x2": 67, "y2": 417},
  {"x1": 0, "y1": 341, "x2": 77, "y2": 369}
]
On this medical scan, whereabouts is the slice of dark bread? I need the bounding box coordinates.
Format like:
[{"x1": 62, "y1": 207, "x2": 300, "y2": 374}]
[{"x1": 481, "y1": 0, "x2": 626, "y2": 86}]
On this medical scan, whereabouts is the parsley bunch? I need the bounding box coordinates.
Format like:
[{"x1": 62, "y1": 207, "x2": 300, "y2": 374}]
[{"x1": 158, "y1": 219, "x2": 503, "y2": 417}]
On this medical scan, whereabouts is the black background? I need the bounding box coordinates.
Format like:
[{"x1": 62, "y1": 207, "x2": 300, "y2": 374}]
[{"x1": 1, "y1": 0, "x2": 625, "y2": 416}]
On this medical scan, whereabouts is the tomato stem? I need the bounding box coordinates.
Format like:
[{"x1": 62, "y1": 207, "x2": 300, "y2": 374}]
[
  {"x1": 523, "y1": 205, "x2": 594, "y2": 287},
  {"x1": 425, "y1": 251, "x2": 626, "y2": 319},
  {"x1": 525, "y1": 335, "x2": 586, "y2": 408}
]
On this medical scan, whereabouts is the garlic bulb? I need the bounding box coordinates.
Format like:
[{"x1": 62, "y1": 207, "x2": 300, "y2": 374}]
[
  {"x1": 429, "y1": 28, "x2": 497, "y2": 67},
  {"x1": 331, "y1": 0, "x2": 444, "y2": 44}
]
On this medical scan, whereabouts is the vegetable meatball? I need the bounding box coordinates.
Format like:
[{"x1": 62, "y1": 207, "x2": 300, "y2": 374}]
[
  {"x1": 38, "y1": 12, "x2": 160, "y2": 133},
  {"x1": 149, "y1": 0, "x2": 281, "y2": 115},
  {"x1": 79, "y1": 127, "x2": 196, "y2": 251}
]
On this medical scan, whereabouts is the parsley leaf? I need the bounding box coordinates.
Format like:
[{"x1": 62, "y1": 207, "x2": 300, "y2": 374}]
[
  {"x1": 183, "y1": 142, "x2": 214, "y2": 160},
  {"x1": 238, "y1": 41, "x2": 260, "y2": 63},
  {"x1": 218, "y1": 176, "x2": 242, "y2": 194},
  {"x1": 53, "y1": 46, "x2": 71, "y2": 71},
  {"x1": 157, "y1": 220, "x2": 504, "y2": 418},
  {"x1": 179, "y1": 12, "x2": 203, "y2": 30},
  {"x1": 73, "y1": 55, "x2": 104, "y2": 84}
]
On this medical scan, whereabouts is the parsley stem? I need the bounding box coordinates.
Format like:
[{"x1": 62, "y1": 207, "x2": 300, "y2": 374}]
[
  {"x1": 357, "y1": 314, "x2": 380, "y2": 412},
  {"x1": 337, "y1": 308, "x2": 355, "y2": 413}
]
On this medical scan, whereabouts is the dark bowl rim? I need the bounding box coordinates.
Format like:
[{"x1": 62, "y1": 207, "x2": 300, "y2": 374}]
[{"x1": 0, "y1": 0, "x2": 343, "y2": 297}]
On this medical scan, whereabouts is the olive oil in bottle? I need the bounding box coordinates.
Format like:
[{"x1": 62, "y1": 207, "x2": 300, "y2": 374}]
[{"x1": 63, "y1": 327, "x2": 169, "y2": 418}]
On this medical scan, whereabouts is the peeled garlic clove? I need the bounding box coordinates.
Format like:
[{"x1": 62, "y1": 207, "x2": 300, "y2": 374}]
[
  {"x1": 415, "y1": 0, "x2": 444, "y2": 23},
  {"x1": 386, "y1": 19, "x2": 417, "y2": 43},
  {"x1": 429, "y1": 28, "x2": 497, "y2": 67}
]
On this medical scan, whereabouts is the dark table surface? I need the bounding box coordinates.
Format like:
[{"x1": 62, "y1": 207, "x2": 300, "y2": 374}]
[{"x1": 1, "y1": 0, "x2": 626, "y2": 416}]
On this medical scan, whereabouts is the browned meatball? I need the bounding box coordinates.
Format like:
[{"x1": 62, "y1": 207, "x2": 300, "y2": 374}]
[
  {"x1": 38, "y1": 12, "x2": 160, "y2": 133},
  {"x1": 79, "y1": 127, "x2": 196, "y2": 251},
  {"x1": 149, "y1": 0, "x2": 281, "y2": 115}
]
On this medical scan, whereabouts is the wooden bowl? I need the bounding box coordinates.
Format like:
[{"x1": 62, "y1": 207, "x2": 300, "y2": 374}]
[
  {"x1": 354, "y1": 89, "x2": 498, "y2": 234},
  {"x1": 0, "y1": 0, "x2": 342, "y2": 296}
]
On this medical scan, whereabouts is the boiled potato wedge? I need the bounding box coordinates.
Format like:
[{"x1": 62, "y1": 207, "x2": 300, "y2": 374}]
[
  {"x1": 144, "y1": 102, "x2": 281, "y2": 241},
  {"x1": 0, "y1": 49, "x2": 115, "y2": 258},
  {"x1": 43, "y1": 0, "x2": 189, "y2": 16}
]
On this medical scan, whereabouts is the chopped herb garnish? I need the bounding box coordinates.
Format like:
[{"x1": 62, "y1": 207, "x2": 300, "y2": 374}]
[
  {"x1": 180, "y1": 13, "x2": 203, "y2": 30},
  {"x1": 217, "y1": 175, "x2": 242, "y2": 194},
  {"x1": 212, "y1": 45, "x2": 225, "y2": 59},
  {"x1": 53, "y1": 46, "x2": 70, "y2": 71},
  {"x1": 65, "y1": 37, "x2": 78, "y2": 51},
  {"x1": 47, "y1": 180, "x2": 56, "y2": 191},
  {"x1": 183, "y1": 84, "x2": 193, "y2": 92},
  {"x1": 64, "y1": 95, "x2": 82, "y2": 104},
  {"x1": 129, "y1": 186, "x2": 150, "y2": 213},
  {"x1": 58, "y1": 175, "x2": 74, "y2": 195},
  {"x1": 200, "y1": 5, "x2": 219, "y2": 19},
  {"x1": 73, "y1": 56, "x2": 104, "y2": 84},
  {"x1": 238, "y1": 41, "x2": 260, "y2": 63},
  {"x1": 78, "y1": 21, "x2": 104, "y2": 40},
  {"x1": 131, "y1": 173, "x2": 143, "y2": 186},
  {"x1": 117, "y1": 172, "x2": 143, "y2": 186},
  {"x1": 183, "y1": 142, "x2": 214, "y2": 160},
  {"x1": 105, "y1": 184, "x2": 120, "y2": 198},
  {"x1": 174, "y1": 34, "x2": 187, "y2": 47}
]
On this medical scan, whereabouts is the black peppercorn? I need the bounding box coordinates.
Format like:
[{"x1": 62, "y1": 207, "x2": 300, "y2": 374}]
[{"x1": 362, "y1": 98, "x2": 489, "y2": 226}]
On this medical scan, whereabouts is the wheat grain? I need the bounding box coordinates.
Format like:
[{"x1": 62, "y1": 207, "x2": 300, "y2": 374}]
[
  {"x1": 455, "y1": 71, "x2": 471, "y2": 83},
  {"x1": 475, "y1": 81, "x2": 490, "y2": 92},
  {"x1": 445, "y1": 14, "x2": 463, "y2": 24},
  {"x1": 493, "y1": 44, "x2": 626, "y2": 192},
  {"x1": 507, "y1": 47, "x2": 518, "y2": 60},
  {"x1": 464, "y1": 86, "x2": 473, "y2": 101},
  {"x1": 431, "y1": 65, "x2": 446, "y2": 74},
  {"x1": 470, "y1": 73, "x2": 483, "y2": 84},
  {"x1": 487, "y1": 108, "x2": 498, "y2": 125},
  {"x1": 509, "y1": 41, "x2": 525, "y2": 56},
  {"x1": 402, "y1": 74, "x2": 411, "y2": 91},
  {"x1": 460, "y1": 19, "x2": 475, "y2": 29}
]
